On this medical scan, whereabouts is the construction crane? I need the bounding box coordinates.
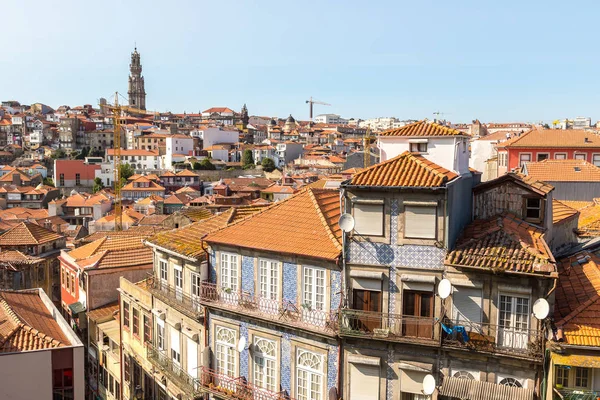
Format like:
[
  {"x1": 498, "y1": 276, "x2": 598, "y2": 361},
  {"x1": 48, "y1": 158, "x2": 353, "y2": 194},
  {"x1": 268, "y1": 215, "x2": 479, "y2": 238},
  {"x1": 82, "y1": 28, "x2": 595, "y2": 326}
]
[
  {"x1": 100, "y1": 92, "x2": 124, "y2": 231},
  {"x1": 305, "y1": 97, "x2": 331, "y2": 121},
  {"x1": 363, "y1": 127, "x2": 373, "y2": 169}
]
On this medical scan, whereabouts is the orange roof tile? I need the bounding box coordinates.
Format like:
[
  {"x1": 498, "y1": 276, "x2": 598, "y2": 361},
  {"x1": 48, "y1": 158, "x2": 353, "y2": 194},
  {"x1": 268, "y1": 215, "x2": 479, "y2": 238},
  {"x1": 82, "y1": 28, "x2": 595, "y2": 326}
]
[
  {"x1": 553, "y1": 199, "x2": 579, "y2": 225},
  {"x1": 0, "y1": 289, "x2": 70, "y2": 352},
  {"x1": 0, "y1": 222, "x2": 63, "y2": 246},
  {"x1": 562, "y1": 200, "x2": 594, "y2": 211},
  {"x1": 348, "y1": 151, "x2": 457, "y2": 188},
  {"x1": 524, "y1": 159, "x2": 600, "y2": 182},
  {"x1": 87, "y1": 301, "x2": 119, "y2": 323},
  {"x1": 473, "y1": 172, "x2": 554, "y2": 196},
  {"x1": 576, "y1": 202, "x2": 600, "y2": 236},
  {"x1": 204, "y1": 188, "x2": 342, "y2": 261},
  {"x1": 65, "y1": 236, "x2": 152, "y2": 270},
  {"x1": 446, "y1": 213, "x2": 556, "y2": 275},
  {"x1": 379, "y1": 120, "x2": 467, "y2": 137},
  {"x1": 554, "y1": 252, "x2": 600, "y2": 346},
  {"x1": 500, "y1": 128, "x2": 600, "y2": 148}
]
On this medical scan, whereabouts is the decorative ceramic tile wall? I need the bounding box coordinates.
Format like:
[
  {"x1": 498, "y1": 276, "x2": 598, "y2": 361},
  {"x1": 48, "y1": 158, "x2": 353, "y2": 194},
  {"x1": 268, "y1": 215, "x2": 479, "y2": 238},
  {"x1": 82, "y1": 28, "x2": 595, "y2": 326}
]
[
  {"x1": 241, "y1": 256, "x2": 254, "y2": 295},
  {"x1": 282, "y1": 262, "x2": 297, "y2": 302}
]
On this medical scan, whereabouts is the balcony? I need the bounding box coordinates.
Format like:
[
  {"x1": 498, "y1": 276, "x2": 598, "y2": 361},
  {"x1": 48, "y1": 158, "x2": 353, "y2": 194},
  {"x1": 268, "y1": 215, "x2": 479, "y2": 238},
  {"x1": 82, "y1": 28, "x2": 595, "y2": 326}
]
[
  {"x1": 147, "y1": 274, "x2": 203, "y2": 320},
  {"x1": 200, "y1": 282, "x2": 338, "y2": 336},
  {"x1": 339, "y1": 309, "x2": 437, "y2": 344},
  {"x1": 440, "y1": 318, "x2": 544, "y2": 360},
  {"x1": 147, "y1": 344, "x2": 200, "y2": 396},
  {"x1": 554, "y1": 387, "x2": 600, "y2": 400},
  {"x1": 197, "y1": 367, "x2": 292, "y2": 400}
]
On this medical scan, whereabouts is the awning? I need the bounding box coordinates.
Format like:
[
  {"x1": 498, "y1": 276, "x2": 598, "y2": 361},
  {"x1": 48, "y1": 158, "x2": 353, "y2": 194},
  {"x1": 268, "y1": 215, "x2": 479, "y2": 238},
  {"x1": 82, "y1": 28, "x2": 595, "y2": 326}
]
[
  {"x1": 439, "y1": 376, "x2": 534, "y2": 400},
  {"x1": 97, "y1": 319, "x2": 120, "y2": 344},
  {"x1": 68, "y1": 302, "x2": 86, "y2": 315},
  {"x1": 553, "y1": 353, "x2": 600, "y2": 368}
]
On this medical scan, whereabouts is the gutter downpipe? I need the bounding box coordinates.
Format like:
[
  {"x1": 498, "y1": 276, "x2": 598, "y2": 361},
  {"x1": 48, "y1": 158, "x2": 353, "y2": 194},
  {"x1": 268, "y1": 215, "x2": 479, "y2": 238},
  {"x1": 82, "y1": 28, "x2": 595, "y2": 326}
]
[{"x1": 338, "y1": 186, "x2": 346, "y2": 398}]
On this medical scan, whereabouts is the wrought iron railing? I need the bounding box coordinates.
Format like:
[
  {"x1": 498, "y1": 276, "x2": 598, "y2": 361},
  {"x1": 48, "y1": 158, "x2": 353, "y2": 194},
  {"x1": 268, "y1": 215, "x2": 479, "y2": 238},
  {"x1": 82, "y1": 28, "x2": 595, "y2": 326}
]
[
  {"x1": 555, "y1": 387, "x2": 600, "y2": 400},
  {"x1": 198, "y1": 367, "x2": 292, "y2": 400},
  {"x1": 147, "y1": 274, "x2": 203, "y2": 320},
  {"x1": 339, "y1": 309, "x2": 436, "y2": 341},
  {"x1": 147, "y1": 344, "x2": 199, "y2": 395},
  {"x1": 200, "y1": 282, "x2": 338, "y2": 334},
  {"x1": 440, "y1": 318, "x2": 544, "y2": 359}
]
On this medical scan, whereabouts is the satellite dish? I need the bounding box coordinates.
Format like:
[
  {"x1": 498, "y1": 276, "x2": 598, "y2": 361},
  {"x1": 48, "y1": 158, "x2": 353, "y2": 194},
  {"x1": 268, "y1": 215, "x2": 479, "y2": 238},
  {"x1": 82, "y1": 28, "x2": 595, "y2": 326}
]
[
  {"x1": 338, "y1": 214, "x2": 355, "y2": 233},
  {"x1": 533, "y1": 298, "x2": 550, "y2": 320},
  {"x1": 437, "y1": 279, "x2": 452, "y2": 299},
  {"x1": 237, "y1": 336, "x2": 247, "y2": 353},
  {"x1": 422, "y1": 374, "x2": 436, "y2": 396}
]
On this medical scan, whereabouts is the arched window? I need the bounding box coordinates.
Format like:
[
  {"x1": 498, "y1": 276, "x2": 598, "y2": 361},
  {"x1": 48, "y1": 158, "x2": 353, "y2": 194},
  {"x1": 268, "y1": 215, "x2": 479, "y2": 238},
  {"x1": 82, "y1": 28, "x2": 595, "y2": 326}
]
[
  {"x1": 499, "y1": 377, "x2": 522, "y2": 388},
  {"x1": 253, "y1": 337, "x2": 277, "y2": 392},
  {"x1": 215, "y1": 327, "x2": 236, "y2": 378},
  {"x1": 453, "y1": 371, "x2": 475, "y2": 380},
  {"x1": 296, "y1": 349, "x2": 323, "y2": 400}
]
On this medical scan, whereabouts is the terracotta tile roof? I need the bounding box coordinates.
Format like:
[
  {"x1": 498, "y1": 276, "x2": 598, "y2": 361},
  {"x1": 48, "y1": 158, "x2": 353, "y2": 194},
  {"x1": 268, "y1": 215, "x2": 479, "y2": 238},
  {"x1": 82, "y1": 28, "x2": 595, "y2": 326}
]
[
  {"x1": 562, "y1": 200, "x2": 594, "y2": 211},
  {"x1": 87, "y1": 301, "x2": 119, "y2": 323},
  {"x1": 138, "y1": 214, "x2": 169, "y2": 226},
  {"x1": 446, "y1": 213, "x2": 556, "y2": 275},
  {"x1": 576, "y1": 201, "x2": 600, "y2": 237},
  {"x1": 77, "y1": 226, "x2": 164, "y2": 244},
  {"x1": 524, "y1": 159, "x2": 600, "y2": 182},
  {"x1": 147, "y1": 207, "x2": 262, "y2": 260},
  {"x1": 122, "y1": 178, "x2": 165, "y2": 192},
  {"x1": 0, "y1": 222, "x2": 63, "y2": 246},
  {"x1": 179, "y1": 207, "x2": 214, "y2": 222},
  {"x1": 204, "y1": 188, "x2": 342, "y2": 261},
  {"x1": 473, "y1": 172, "x2": 554, "y2": 196},
  {"x1": 0, "y1": 169, "x2": 34, "y2": 183},
  {"x1": 0, "y1": 289, "x2": 70, "y2": 352},
  {"x1": 65, "y1": 236, "x2": 152, "y2": 270},
  {"x1": 554, "y1": 252, "x2": 600, "y2": 346},
  {"x1": 0, "y1": 250, "x2": 44, "y2": 265},
  {"x1": 261, "y1": 185, "x2": 296, "y2": 194},
  {"x1": 500, "y1": 128, "x2": 600, "y2": 148},
  {"x1": 348, "y1": 151, "x2": 458, "y2": 188},
  {"x1": 553, "y1": 199, "x2": 579, "y2": 225},
  {"x1": 379, "y1": 120, "x2": 467, "y2": 137}
]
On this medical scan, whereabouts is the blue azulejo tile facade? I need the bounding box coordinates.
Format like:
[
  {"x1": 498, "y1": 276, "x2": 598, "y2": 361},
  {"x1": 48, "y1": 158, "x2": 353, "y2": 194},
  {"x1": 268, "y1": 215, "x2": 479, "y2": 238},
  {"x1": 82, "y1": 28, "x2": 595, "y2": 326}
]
[
  {"x1": 208, "y1": 313, "x2": 339, "y2": 395},
  {"x1": 282, "y1": 262, "x2": 297, "y2": 302},
  {"x1": 330, "y1": 270, "x2": 342, "y2": 310},
  {"x1": 241, "y1": 256, "x2": 254, "y2": 295}
]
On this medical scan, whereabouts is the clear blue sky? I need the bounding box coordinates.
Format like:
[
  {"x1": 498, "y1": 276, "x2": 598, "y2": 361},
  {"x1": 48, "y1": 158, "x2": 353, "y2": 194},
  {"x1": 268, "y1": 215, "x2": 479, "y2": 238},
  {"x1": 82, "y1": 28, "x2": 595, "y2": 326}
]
[{"x1": 3, "y1": 0, "x2": 599, "y2": 123}]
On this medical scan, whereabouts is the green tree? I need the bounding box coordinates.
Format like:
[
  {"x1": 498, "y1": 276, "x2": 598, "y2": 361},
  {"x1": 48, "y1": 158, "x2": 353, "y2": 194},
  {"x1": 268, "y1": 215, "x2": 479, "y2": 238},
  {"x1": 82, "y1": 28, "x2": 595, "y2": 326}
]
[
  {"x1": 52, "y1": 148, "x2": 67, "y2": 159},
  {"x1": 197, "y1": 158, "x2": 216, "y2": 170},
  {"x1": 261, "y1": 157, "x2": 276, "y2": 172},
  {"x1": 43, "y1": 177, "x2": 55, "y2": 187},
  {"x1": 242, "y1": 149, "x2": 254, "y2": 168},
  {"x1": 92, "y1": 177, "x2": 104, "y2": 193},
  {"x1": 120, "y1": 163, "x2": 134, "y2": 180},
  {"x1": 193, "y1": 162, "x2": 202, "y2": 170}
]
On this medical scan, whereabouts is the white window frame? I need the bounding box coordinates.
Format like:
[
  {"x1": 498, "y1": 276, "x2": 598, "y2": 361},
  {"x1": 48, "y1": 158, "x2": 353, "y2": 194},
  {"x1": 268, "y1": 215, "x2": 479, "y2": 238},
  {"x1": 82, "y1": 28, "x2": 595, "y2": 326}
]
[
  {"x1": 296, "y1": 349, "x2": 324, "y2": 400},
  {"x1": 536, "y1": 152, "x2": 549, "y2": 162},
  {"x1": 220, "y1": 253, "x2": 239, "y2": 292},
  {"x1": 574, "y1": 153, "x2": 587, "y2": 161},
  {"x1": 498, "y1": 152, "x2": 507, "y2": 167},
  {"x1": 518, "y1": 153, "x2": 532, "y2": 167},
  {"x1": 554, "y1": 153, "x2": 567, "y2": 160},
  {"x1": 170, "y1": 326, "x2": 181, "y2": 366},
  {"x1": 159, "y1": 259, "x2": 167, "y2": 283},
  {"x1": 497, "y1": 374, "x2": 525, "y2": 389},
  {"x1": 174, "y1": 264, "x2": 183, "y2": 300},
  {"x1": 497, "y1": 293, "x2": 530, "y2": 350},
  {"x1": 302, "y1": 266, "x2": 326, "y2": 312},
  {"x1": 592, "y1": 153, "x2": 600, "y2": 167},
  {"x1": 253, "y1": 336, "x2": 277, "y2": 392},
  {"x1": 156, "y1": 319, "x2": 165, "y2": 352},
  {"x1": 215, "y1": 326, "x2": 236, "y2": 378},
  {"x1": 259, "y1": 258, "x2": 279, "y2": 302}
]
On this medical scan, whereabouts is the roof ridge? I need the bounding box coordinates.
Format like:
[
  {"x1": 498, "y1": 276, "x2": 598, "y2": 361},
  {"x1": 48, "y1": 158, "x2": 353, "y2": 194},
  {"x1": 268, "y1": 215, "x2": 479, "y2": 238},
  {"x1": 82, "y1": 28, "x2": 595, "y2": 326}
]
[
  {"x1": 558, "y1": 293, "x2": 600, "y2": 327},
  {"x1": 306, "y1": 188, "x2": 342, "y2": 251},
  {"x1": 411, "y1": 154, "x2": 452, "y2": 181}
]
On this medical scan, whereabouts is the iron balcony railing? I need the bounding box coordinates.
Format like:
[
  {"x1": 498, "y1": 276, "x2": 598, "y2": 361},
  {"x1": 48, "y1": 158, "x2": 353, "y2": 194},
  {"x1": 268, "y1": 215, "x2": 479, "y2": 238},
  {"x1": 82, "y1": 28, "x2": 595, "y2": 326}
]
[
  {"x1": 147, "y1": 274, "x2": 203, "y2": 320},
  {"x1": 200, "y1": 282, "x2": 338, "y2": 335},
  {"x1": 147, "y1": 344, "x2": 200, "y2": 396},
  {"x1": 440, "y1": 318, "x2": 544, "y2": 360},
  {"x1": 339, "y1": 309, "x2": 437, "y2": 342},
  {"x1": 198, "y1": 367, "x2": 293, "y2": 400},
  {"x1": 555, "y1": 387, "x2": 600, "y2": 400}
]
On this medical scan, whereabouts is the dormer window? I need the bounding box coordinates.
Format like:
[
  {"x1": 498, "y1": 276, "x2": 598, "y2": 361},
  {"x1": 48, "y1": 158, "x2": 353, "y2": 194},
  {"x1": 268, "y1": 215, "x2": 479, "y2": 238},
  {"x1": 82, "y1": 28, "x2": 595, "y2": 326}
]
[
  {"x1": 409, "y1": 141, "x2": 427, "y2": 153},
  {"x1": 525, "y1": 198, "x2": 542, "y2": 221}
]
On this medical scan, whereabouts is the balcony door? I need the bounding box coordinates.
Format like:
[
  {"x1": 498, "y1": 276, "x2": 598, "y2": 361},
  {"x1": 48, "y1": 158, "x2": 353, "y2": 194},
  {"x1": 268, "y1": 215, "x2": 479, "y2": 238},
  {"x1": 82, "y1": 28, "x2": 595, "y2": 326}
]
[
  {"x1": 174, "y1": 266, "x2": 183, "y2": 302},
  {"x1": 498, "y1": 295, "x2": 529, "y2": 350},
  {"x1": 352, "y1": 289, "x2": 381, "y2": 332},
  {"x1": 259, "y1": 259, "x2": 278, "y2": 314},
  {"x1": 402, "y1": 290, "x2": 433, "y2": 339}
]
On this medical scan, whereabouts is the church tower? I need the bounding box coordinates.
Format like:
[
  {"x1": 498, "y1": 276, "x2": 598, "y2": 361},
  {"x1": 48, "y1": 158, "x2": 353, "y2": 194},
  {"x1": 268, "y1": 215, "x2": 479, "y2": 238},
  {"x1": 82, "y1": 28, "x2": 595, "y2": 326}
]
[{"x1": 128, "y1": 47, "x2": 146, "y2": 110}]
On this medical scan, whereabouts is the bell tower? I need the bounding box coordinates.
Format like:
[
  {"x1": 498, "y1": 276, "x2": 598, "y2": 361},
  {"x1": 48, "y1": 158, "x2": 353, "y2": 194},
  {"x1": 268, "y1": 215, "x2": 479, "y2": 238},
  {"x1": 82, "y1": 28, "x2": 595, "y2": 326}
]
[{"x1": 128, "y1": 47, "x2": 146, "y2": 110}]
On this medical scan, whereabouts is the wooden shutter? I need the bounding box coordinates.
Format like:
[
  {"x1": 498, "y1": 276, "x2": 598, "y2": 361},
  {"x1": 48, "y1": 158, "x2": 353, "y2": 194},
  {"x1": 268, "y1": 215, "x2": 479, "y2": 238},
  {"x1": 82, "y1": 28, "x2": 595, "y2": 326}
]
[
  {"x1": 350, "y1": 363, "x2": 380, "y2": 400},
  {"x1": 354, "y1": 203, "x2": 384, "y2": 236},
  {"x1": 452, "y1": 286, "x2": 482, "y2": 324},
  {"x1": 404, "y1": 206, "x2": 436, "y2": 239},
  {"x1": 187, "y1": 337, "x2": 198, "y2": 377}
]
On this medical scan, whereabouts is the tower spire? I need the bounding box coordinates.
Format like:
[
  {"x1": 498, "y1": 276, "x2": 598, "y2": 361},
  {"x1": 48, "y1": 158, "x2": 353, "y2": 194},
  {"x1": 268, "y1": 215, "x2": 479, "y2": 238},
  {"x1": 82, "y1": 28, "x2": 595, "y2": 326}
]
[{"x1": 128, "y1": 47, "x2": 146, "y2": 110}]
